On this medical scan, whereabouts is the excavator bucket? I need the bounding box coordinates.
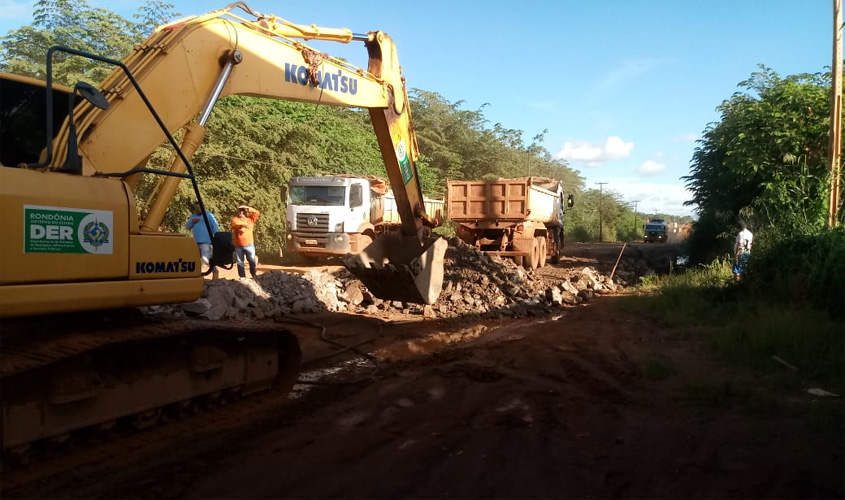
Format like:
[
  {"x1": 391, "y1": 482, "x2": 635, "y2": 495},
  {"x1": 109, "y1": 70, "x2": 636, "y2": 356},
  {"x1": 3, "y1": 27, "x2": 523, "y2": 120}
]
[{"x1": 345, "y1": 235, "x2": 447, "y2": 305}]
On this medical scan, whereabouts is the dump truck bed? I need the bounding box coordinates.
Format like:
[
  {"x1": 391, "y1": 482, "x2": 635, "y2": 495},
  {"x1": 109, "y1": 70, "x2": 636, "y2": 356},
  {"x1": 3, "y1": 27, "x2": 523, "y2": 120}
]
[{"x1": 447, "y1": 178, "x2": 559, "y2": 223}]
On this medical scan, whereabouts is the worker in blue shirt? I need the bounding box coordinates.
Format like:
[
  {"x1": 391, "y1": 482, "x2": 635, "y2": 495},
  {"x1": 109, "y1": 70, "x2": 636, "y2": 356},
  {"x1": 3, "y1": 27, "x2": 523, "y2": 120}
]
[{"x1": 186, "y1": 202, "x2": 221, "y2": 278}]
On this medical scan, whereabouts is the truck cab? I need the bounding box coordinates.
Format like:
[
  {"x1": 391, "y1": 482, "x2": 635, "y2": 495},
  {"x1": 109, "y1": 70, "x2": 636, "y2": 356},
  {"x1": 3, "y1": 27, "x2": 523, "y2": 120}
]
[
  {"x1": 284, "y1": 176, "x2": 377, "y2": 257},
  {"x1": 644, "y1": 218, "x2": 669, "y2": 243}
]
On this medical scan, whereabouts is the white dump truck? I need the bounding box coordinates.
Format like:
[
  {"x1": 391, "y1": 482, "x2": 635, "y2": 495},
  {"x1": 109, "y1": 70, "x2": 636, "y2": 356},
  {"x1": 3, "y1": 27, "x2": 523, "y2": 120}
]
[
  {"x1": 447, "y1": 177, "x2": 574, "y2": 269},
  {"x1": 284, "y1": 175, "x2": 444, "y2": 259}
]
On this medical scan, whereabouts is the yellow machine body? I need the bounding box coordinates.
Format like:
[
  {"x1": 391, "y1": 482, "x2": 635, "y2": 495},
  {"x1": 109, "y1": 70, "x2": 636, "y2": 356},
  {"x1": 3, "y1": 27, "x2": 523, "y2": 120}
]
[
  {"x1": 0, "y1": 167, "x2": 202, "y2": 317},
  {"x1": 1, "y1": 3, "x2": 444, "y2": 317}
]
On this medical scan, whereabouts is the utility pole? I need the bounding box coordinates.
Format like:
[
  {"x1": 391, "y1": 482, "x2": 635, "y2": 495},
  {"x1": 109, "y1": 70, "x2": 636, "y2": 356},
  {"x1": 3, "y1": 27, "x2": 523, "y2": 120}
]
[
  {"x1": 631, "y1": 199, "x2": 641, "y2": 239},
  {"x1": 596, "y1": 182, "x2": 608, "y2": 242},
  {"x1": 828, "y1": 0, "x2": 843, "y2": 227}
]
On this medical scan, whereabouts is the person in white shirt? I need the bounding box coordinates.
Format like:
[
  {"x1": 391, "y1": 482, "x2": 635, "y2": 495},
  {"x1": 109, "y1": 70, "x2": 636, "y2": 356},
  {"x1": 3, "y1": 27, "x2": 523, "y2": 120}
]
[{"x1": 732, "y1": 221, "x2": 753, "y2": 281}]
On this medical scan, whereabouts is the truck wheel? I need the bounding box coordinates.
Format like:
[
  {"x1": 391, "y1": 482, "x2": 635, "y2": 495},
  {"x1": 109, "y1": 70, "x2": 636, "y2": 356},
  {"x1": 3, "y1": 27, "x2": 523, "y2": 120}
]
[
  {"x1": 550, "y1": 231, "x2": 562, "y2": 264},
  {"x1": 525, "y1": 238, "x2": 540, "y2": 270},
  {"x1": 511, "y1": 255, "x2": 524, "y2": 266},
  {"x1": 538, "y1": 237, "x2": 547, "y2": 267}
]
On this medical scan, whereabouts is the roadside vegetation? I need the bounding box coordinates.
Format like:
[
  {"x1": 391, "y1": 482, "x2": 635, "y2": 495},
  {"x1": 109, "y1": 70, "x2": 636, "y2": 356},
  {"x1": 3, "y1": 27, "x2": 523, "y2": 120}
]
[
  {"x1": 631, "y1": 257, "x2": 843, "y2": 393},
  {"x1": 622, "y1": 63, "x2": 844, "y2": 438},
  {"x1": 623, "y1": 252, "x2": 843, "y2": 439}
]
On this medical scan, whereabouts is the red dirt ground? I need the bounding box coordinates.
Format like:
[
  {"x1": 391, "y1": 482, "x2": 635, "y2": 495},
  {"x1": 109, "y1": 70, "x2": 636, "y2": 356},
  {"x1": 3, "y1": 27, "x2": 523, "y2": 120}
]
[{"x1": 2, "y1": 243, "x2": 842, "y2": 499}]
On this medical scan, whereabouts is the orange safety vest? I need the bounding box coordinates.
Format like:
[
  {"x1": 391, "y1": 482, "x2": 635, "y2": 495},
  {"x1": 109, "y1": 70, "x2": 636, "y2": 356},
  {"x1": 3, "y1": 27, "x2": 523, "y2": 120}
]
[{"x1": 231, "y1": 210, "x2": 260, "y2": 247}]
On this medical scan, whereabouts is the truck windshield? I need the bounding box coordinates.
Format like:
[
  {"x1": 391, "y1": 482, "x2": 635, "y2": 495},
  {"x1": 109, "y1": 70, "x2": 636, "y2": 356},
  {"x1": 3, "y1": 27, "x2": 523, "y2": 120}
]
[{"x1": 289, "y1": 185, "x2": 346, "y2": 206}]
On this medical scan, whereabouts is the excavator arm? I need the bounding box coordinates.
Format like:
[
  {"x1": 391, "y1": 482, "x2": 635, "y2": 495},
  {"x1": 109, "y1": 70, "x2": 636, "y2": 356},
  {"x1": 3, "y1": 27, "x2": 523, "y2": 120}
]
[
  {"x1": 44, "y1": 3, "x2": 445, "y2": 303},
  {"x1": 48, "y1": 4, "x2": 431, "y2": 233}
]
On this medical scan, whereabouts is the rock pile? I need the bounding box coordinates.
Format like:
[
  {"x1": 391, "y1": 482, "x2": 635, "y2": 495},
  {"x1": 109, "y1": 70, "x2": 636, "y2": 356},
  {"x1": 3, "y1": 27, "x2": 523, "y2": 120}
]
[
  {"x1": 174, "y1": 269, "x2": 348, "y2": 321},
  {"x1": 169, "y1": 238, "x2": 628, "y2": 322}
]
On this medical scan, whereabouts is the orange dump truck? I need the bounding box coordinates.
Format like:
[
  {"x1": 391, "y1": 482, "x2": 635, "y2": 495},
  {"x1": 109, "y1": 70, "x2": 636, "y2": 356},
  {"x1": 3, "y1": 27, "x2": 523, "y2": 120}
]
[{"x1": 447, "y1": 177, "x2": 573, "y2": 269}]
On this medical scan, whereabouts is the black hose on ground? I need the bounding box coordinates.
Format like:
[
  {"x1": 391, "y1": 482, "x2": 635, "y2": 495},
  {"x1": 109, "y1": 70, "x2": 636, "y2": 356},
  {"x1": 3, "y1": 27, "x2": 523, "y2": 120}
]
[{"x1": 274, "y1": 316, "x2": 384, "y2": 385}]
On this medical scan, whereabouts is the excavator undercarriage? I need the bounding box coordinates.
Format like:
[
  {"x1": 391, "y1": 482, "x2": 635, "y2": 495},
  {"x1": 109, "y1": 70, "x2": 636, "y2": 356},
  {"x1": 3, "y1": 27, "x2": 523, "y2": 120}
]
[{"x1": 0, "y1": 313, "x2": 301, "y2": 462}]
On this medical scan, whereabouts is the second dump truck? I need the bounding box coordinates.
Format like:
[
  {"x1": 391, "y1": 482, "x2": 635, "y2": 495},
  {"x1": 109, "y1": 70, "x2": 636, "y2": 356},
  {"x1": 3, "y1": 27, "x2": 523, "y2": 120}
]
[{"x1": 447, "y1": 177, "x2": 573, "y2": 269}]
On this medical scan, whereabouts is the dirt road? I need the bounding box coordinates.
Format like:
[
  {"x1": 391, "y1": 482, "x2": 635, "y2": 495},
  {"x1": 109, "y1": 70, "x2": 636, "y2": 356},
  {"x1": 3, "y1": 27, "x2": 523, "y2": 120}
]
[{"x1": 2, "y1": 243, "x2": 841, "y2": 499}]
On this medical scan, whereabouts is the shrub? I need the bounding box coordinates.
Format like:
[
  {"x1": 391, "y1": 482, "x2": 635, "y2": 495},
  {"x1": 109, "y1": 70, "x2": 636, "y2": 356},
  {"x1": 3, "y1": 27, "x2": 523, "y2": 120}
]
[{"x1": 745, "y1": 226, "x2": 845, "y2": 318}]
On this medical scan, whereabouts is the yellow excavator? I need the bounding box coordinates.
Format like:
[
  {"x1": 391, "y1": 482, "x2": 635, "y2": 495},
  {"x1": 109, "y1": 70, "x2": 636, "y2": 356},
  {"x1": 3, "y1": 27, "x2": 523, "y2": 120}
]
[{"x1": 0, "y1": 3, "x2": 446, "y2": 457}]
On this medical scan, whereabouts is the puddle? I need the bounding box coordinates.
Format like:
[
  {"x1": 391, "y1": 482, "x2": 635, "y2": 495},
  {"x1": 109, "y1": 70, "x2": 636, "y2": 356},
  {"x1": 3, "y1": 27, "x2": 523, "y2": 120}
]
[{"x1": 290, "y1": 358, "x2": 372, "y2": 399}]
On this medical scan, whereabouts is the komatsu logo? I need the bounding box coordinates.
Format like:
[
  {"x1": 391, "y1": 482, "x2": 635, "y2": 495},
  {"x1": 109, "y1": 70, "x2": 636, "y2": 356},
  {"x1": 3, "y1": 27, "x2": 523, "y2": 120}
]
[
  {"x1": 135, "y1": 259, "x2": 196, "y2": 274},
  {"x1": 284, "y1": 63, "x2": 358, "y2": 94}
]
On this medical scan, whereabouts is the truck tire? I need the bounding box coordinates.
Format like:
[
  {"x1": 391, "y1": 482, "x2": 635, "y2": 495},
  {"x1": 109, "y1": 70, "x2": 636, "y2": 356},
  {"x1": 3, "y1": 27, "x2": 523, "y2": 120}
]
[
  {"x1": 525, "y1": 238, "x2": 540, "y2": 270},
  {"x1": 511, "y1": 255, "x2": 524, "y2": 266},
  {"x1": 550, "y1": 230, "x2": 562, "y2": 264},
  {"x1": 538, "y1": 237, "x2": 547, "y2": 267}
]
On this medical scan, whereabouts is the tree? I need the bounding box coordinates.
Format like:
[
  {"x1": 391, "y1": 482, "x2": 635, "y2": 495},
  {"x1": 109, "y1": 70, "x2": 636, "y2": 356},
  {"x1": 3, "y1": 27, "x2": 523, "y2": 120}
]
[
  {"x1": 684, "y1": 66, "x2": 833, "y2": 262},
  {"x1": 565, "y1": 189, "x2": 638, "y2": 242},
  {"x1": 1, "y1": 0, "x2": 177, "y2": 85},
  {"x1": 409, "y1": 89, "x2": 583, "y2": 196}
]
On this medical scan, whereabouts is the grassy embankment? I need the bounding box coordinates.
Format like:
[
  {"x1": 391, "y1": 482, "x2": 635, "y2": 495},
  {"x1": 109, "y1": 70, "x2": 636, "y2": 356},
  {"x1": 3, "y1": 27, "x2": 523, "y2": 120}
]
[{"x1": 620, "y1": 229, "x2": 844, "y2": 436}]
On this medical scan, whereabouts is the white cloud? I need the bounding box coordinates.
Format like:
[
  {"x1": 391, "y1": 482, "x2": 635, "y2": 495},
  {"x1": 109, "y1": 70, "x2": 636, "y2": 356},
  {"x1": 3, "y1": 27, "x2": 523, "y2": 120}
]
[
  {"x1": 555, "y1": 136, "x2": 634, "y2": 165},
  {"x1": 635, "y1": 160, "x2": 666, "y2": 176},
  {"x1": 589, "y1": 180, "x2": 696, "y2": 217}
]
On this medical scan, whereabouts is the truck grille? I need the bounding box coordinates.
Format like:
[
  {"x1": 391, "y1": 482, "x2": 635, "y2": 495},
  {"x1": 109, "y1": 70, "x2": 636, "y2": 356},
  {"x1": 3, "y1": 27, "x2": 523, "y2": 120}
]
[{"x1": 296, "y1": 213, "x2": 329, "y2": 233}]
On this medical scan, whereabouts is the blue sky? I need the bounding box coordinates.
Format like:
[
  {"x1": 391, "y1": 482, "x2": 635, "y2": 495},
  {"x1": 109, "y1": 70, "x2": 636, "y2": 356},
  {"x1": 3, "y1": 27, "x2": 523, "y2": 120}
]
[{"x1": 0, "y1": 0, "x2": 833, "y2": 217}]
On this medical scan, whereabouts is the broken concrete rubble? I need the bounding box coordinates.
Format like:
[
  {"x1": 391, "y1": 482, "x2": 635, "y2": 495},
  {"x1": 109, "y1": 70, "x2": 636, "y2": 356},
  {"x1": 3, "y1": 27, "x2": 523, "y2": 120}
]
[{"x1": 170, "y1": 239, "x2": 657, "y2": 321}]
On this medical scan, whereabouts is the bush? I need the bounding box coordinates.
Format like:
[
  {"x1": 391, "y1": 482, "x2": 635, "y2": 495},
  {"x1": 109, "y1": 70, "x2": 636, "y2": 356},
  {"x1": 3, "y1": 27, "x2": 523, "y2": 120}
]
[
  {"x1": 624, "y1": 257, "x2": 844, "y2": 394},
  {"x1": 745, "y1": 227, "x2": 845, "y2": 318}
]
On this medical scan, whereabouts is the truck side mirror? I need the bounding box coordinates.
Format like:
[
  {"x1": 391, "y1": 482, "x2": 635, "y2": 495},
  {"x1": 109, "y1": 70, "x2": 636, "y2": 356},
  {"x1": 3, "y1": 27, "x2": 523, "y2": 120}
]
[
  {"x1": 567, "y1": 194, "x2": 574, "y2": 208},
  {"x1": 280, "y1": 185, "x2": 288, "y2": 203}
]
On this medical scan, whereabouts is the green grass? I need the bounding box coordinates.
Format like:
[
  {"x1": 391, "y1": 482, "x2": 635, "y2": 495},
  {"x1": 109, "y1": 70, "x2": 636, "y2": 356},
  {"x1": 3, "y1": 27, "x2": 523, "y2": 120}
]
[
  {"x1": 620, "y1": 259, "x2": 844, "y2": 396},
  {"x1": 711, "y1": 305, "x2": 844, "y2": 393},
  {"x1": 641, "y1": 354, "x2": 675, "y2": 381},
  {"x1": 621, "y1": 258, "x2": 737, "y2": 327},
  {"x1": 680, "y1": 379, "x2": 732, "y2": 408},
  {"x1": 620, "y1": 240, "x2": 845, "y2": 440}
]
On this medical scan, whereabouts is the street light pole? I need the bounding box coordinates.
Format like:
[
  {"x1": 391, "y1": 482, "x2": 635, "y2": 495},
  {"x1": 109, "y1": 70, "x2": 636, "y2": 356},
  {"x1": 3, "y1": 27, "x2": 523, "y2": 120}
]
[
  {"x1": 596, "y1": 182, "x2": 608, "y2": 242},
  {"x1": 631, "y1": 199, "x2": 640, "y2": 240},
  {"x1": 828, "y1": 0, "x2": 843, "y2": 227}
]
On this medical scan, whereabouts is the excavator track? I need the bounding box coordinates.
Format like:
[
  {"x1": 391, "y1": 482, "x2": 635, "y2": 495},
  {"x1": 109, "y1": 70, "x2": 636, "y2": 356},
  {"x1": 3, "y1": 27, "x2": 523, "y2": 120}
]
[{"x1": 0, "y1": 312, "x2": 301, "y2": 464}]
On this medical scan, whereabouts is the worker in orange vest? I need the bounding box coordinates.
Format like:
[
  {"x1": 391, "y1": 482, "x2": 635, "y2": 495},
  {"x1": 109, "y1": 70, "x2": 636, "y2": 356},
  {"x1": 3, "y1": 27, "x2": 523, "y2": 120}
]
[{"x1": 231, "y1": 205, "x2": 260, "y2": 280}]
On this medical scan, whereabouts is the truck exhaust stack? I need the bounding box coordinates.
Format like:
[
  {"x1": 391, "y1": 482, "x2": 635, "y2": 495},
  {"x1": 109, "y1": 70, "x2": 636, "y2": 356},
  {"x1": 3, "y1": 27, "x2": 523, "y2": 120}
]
[{"x1": 345, "y1": 235, "x2": 447, "y2": 304}]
